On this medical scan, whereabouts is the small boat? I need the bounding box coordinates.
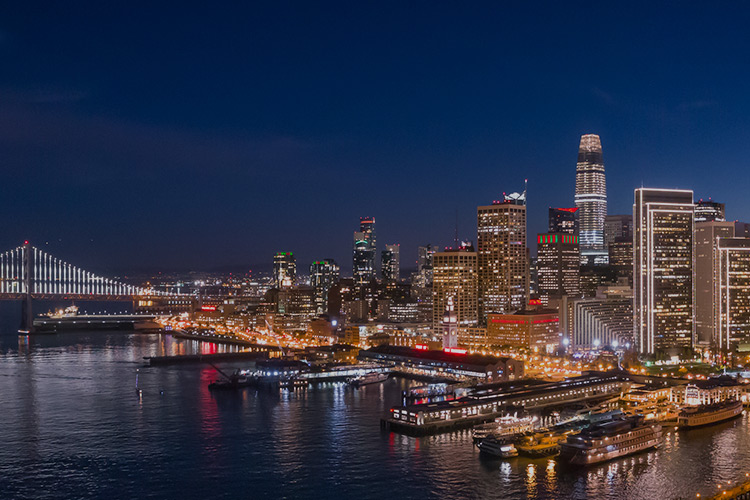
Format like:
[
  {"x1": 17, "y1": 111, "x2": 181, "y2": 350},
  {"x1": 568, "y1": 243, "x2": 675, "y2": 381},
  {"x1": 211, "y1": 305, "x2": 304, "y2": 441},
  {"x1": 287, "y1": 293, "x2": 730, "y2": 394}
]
[
  {"x1": 351, "y1": 372, "x2": 389, "y2": 387},
  {"x1": 516, "y1": 430, "x2": 571, "y2": 457},
  {"x1": 208, "y1": 369, "x2": 254, "y2": 390},
  {"x1": 678, "y1": 399, "x2": 743, "y2": 428},
  {"x1": 477, "y1": 436, "x2": 519, "y2": 458},
  {"x1": 279, "y1": 377, "x2": 307, "y2": 391}
]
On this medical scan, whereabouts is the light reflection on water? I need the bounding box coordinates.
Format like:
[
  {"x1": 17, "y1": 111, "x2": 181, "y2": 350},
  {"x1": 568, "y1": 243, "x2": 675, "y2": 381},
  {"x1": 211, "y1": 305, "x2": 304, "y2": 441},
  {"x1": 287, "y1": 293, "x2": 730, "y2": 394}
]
[{"x1": 2, "y1": 329, "x2": 750, "y2": 499}]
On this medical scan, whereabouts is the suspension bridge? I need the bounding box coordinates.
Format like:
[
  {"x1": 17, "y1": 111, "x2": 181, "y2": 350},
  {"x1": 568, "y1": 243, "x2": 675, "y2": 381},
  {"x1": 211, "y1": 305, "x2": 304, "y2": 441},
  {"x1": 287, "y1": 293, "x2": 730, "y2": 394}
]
[{"x1": 0, "y1": 241, "x2": 191, "y2": 332}]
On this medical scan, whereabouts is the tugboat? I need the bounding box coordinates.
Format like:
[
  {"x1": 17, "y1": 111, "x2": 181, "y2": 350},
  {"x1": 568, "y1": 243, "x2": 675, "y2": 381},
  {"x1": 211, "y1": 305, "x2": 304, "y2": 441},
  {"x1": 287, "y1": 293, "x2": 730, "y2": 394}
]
[
  {"x1": 350, "y1": 372, "x2": 389, "y2": 387},
  {"x1": 677, "y1": 399, "x2": 743, "y2": 428},
  {"x1": 558, "y1": 415, "x2": 662, "y2": 466},
  {"x1": 477, "y1": 435, "x2": 519, "y2": 458}
]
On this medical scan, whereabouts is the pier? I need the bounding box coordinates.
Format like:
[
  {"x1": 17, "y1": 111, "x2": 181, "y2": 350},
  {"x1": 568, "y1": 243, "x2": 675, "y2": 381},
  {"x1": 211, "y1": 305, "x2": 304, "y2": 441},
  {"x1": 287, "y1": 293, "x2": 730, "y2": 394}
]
[{"x1": 145, "y1": 348, "x2": 277, "y2": 366}]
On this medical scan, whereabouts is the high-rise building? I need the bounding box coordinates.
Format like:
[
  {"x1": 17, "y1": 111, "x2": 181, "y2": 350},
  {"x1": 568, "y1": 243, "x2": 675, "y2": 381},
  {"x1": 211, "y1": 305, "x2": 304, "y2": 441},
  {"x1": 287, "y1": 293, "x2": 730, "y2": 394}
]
[
  {"x1": 353, "y1": 217, "x2": 376, "y2": 290},
  {"x1": 381, "y1": 244, "x2": 400, "y2": 282},
  {"x1": 574, "y1": 134, "x2": 608, "y2": 265},
  {"x1": 273, "y1": 252, "x2": 296, "y2": 288},
  {"x1": 715, "y1": 238, "x2": 750, "y2": 350},
  {"x1": 537, "y1": 233, "x2": 580, "y2": 304},
  {"x1": 634, "y1": 188, "x2": 695, "y2": 356},
  {"x1": 432, "y1": 246, "x2": 478, "y2": 336},
  {"x1": 309, "y1": 259, "x2": 340, "y2": 315},
  {"x1": 604, "y1": 214, "x2": 633, "y2": 249},
  {"x1": 548, "y1": 207, "x2": 579, "y2": 235},
  {"x1": 695, "y1": 199, "x2": 726, "y2": 222},
  {"x1": 608, "y1": 237, "x2": 633, "y2": 285},
  {"x1": 735, "y1": 222, "x2": 750, "y2": 238},
  {"x1": 477, "y1": 191, "x2": 528, "y2": 321},
  {"x1": 694, "y1": 221, "x2": 735, "y2": 345}
]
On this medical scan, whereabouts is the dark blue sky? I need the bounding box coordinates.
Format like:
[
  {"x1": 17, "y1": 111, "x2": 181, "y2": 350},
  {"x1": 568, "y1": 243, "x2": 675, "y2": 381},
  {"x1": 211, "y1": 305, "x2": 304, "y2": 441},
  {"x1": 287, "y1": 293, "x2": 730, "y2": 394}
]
[{"x1": 1, "y1": 2, "x2": 749, "y2": 275}]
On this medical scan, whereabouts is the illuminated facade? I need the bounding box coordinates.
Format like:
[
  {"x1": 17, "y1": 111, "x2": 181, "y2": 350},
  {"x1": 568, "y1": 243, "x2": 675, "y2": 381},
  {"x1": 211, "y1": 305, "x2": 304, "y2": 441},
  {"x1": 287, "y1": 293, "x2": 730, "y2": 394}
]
[
  {"x1": 574, "y1": 134, "x2": 607, "y2": 264},
  {"x1": 309, "y1": 259, "x2": 340, "y2": 315},
  {"x1": 477, "y1": 194, "x2": 528, "y2": 320},
  {"x1": 548, "y1": 207, "x2": 579, "y2": 235},
  {"x1": 381, "y1": 244, "x2": 400, "y2": 282},
  {"x1": 537, "y1": 233, "x2": 580, "y2": 304},
  {"x1": 486, "y1": 310, "x2": 560, "y2": 351},
  {"x1": 442, "y1": 296, "x2": 458, "y2": 349},
  {"x1": 715, "y1": 238, "x2": 750, "y2": 350},
  {"x1": 432, "y1": 247, "x2": 478, "y2": 336},
  {"x1": 353, "y1": 217, "x2": 376, "y2": 290},
  {"x1": 633, "y1": 188, "x2": 694, "y2": 355},
  {"x1": 695, "y1": 199, "x2": 726, "y2": 222},
  {"x1": 608, "y1": 238, "x2": 633, "y2": 285},
  {"x1": 273, "y1": 252, "x2": 296, "y2": 288},
  {"x1": 570, "y1": 296, "x2": 633, "y2": 349},
  {"x1": 604, "y1": 214, "x2": 632, "y2": 249}
]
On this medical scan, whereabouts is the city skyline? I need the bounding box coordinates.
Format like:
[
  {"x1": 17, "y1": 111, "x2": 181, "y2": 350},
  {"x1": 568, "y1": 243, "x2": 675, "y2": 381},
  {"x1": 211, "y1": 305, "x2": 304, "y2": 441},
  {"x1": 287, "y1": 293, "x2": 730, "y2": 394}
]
[{"x1": 2, "y1": 4, "x2": 750, "y2": 272}]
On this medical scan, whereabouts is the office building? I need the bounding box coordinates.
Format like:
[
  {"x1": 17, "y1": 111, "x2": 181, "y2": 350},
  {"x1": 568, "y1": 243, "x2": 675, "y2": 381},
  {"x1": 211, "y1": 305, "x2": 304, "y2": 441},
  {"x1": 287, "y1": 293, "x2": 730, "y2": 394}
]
[
  {"x1": 486, "y1": 310, "x2": 560, "y2": 352},
  {"x1": 432, "y1": 246, "x2": 478, "y2": 336},
  {"x1": 477, "y1": 191, "x2": 529, "y2": 320},
  {"x1": 604, "y1": 214, "x2": 633, "y2": 249},
  {"x1": 381, "y1": 244, "x2": 400, "y2": 282},
  {"x1": 694, "y1": 221, "x2": 735, "y2": 345},
  {"x1": 695, "y1": 199, "x2": 726, "y2": 222},
  {"x1": 634, "y1": 188, "x2": 695, "y2": 356},
  {"x1": 273, "y1": 252, "x2": 296, "y2": 288},
  {"x1": 309, "y1": 259, "x2": 340, "y2": 315},
  {"x1": 537, "y1": 233, "x2": 580, "y2": 304},
  {"x1": 608, "y1": 237, "x2": 633, "y2": 285},
  {"x1": 574, "y1": 134, "x2": 608, "y2": 265},
  {"x1": 549, "y1": 207, "x2": 579, "y2": 235},
  {"x1": 715, "y1": 238, "x2": 750, "y2": 350},
  {"x1": 353, "y1": 217, "x2": 376, "y2": 290}
]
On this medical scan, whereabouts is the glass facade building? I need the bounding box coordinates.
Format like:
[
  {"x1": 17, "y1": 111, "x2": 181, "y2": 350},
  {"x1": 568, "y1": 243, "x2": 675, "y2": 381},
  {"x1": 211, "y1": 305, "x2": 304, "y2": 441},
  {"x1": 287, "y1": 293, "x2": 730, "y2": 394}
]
[{"x1": 574, "y1": 134, "x2": 608, "y2": 264}]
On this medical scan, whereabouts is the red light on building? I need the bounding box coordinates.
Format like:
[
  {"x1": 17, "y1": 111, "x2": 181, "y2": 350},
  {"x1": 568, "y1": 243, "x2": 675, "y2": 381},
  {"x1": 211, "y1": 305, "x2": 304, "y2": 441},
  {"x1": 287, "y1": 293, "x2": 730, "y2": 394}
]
[
  {"x1": 528, "y1": 299, "x2": 542, "y2": 306},
  {"x1": 415, "y1": 344, "x2": 428, "y2": 351},
  {"x1": 443, "y1": 347, "x2": 467, "y2": 355},
  {"x1": 201, "y1": 305, "x2": 217, "y2": 311},
  {"x1": 553, "y1": 207, "x2": 578, "y2": 213}
]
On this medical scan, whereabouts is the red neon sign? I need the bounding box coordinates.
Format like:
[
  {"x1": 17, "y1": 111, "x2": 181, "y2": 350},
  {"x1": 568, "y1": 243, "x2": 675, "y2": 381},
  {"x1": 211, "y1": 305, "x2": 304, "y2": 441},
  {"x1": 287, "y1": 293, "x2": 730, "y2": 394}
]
[
  {"x1": 415, "y1": 344, "x2": 428, "y2": 351},
  {"x1": 443, "y1": 347, "x2": 467, "y2": 355},
  {"x1": 201, "y1": 305, "x2": 217, "y2": 311}
]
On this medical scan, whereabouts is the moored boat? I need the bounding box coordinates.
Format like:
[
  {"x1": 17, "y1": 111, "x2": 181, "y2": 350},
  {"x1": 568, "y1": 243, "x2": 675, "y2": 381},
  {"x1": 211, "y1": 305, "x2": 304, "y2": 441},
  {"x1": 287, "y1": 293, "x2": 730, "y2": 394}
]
[
  {"x1": 351, "y1": 372, "x2": 389, "y2": 387},
  {"x1": 677, "y1": 399, "x2": 743, "y2": 429},
  {"x1": 477, "y1": 435, "x2": 519, "y2": 458},
  {"x1": 516, "y1": 430, "x2": 572, "y2": 457},
  {"x1": 558, "y1": 416, "x2": 662, "y2": 466},
  {"x1": 472, "y1": 415, "x2": 536, "y2": 444}
]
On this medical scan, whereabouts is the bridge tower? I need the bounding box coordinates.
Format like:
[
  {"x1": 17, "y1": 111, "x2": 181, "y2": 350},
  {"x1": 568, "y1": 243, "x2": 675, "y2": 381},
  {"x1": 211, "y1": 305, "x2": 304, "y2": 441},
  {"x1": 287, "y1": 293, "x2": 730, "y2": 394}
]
[{"x1": 20, "y1": 240, "x2": 34, "y2": 333}]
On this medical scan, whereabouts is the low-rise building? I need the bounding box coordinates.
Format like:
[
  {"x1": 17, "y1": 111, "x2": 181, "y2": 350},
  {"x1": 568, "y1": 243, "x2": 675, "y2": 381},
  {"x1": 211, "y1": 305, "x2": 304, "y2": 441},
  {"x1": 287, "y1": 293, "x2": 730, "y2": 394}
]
[{"x1": 486, "y1": 309, "x2": 560, "y2": 352}]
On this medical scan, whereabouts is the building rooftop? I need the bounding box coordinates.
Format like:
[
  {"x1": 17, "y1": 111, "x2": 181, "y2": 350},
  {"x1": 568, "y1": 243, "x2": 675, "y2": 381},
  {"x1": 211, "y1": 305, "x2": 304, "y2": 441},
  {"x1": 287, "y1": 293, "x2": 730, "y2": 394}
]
[{"x1": 363, "y1": 344, "x2": 514, "y2": 366}]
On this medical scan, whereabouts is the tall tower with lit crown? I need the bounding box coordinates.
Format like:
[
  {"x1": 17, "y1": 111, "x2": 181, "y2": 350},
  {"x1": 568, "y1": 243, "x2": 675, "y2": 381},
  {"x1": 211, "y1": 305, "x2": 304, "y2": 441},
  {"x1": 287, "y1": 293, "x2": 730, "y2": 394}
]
[
  {"x1": 574, "y1": 134, "x2": 608, "y2": 264},
  {"x1": 442, "y1": 296, "x2": 458, "y2": 349}
]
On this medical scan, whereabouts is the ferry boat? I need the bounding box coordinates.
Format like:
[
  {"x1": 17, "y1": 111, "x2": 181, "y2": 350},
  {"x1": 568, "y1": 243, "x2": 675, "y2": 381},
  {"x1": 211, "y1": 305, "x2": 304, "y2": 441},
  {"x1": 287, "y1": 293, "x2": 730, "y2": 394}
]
[
  {"x1": 677, "y1": 399, "x2": 743, "y2": 428},
  {"x1": 351, "y1": 372, "x2": 388, "y2": 387},
  {"x1": 472, "y1": 415, "x2": 536, "y2": 444},
  {"x1": 558, "y1": 416, "x2": 662, "y2": 466},
  {"x1": 477, "y1": 435, "x2": 519, "y2": 458}
]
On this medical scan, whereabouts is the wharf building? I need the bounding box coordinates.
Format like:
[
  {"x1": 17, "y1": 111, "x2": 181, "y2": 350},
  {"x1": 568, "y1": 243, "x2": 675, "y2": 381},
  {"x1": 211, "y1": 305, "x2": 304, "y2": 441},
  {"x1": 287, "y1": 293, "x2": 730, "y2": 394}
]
[
  {"x1": 536, "y1": 233, "x2": 580, "y2": 305},
  {"x1": 695, "y1": 199, "x2": 726, "y2": 222},
  {"x1": 432, "y1": 245, "x2": 478, "y2": 337},
  {"x1": 633, "y1": 188, "x2": 695, "y2": 356},
  {"x1": 477, "y1": 191, "x2": 529, "y2": 321},
  {"x1": 548, "y1": 207, "x2": 579, "y2": 235},
  {"x1": 273, "y1": 252, "x2": 297, "y2": 288},
  {"x1": 574, "y1": 134, "x2": 608, "y2": 265},
  {"x1": 353, "y1": 217, "x2": 377, "y2": 292},
  {"x1": 309, "y1": 259, "x2": 340, "y2": 315},
  {"x1": 381, "y1": 244, "x2": 400, "y2": 283},
  {"x1": 486, "y1": 309, "x2": 560, "y2": 352}
]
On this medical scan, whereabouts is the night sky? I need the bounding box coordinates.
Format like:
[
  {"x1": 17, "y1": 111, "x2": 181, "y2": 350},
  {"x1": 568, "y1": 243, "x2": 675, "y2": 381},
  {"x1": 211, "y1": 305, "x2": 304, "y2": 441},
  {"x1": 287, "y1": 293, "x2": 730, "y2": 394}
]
[{"x1": 2, "y1": 3, "x2": 750, "y2": 275}]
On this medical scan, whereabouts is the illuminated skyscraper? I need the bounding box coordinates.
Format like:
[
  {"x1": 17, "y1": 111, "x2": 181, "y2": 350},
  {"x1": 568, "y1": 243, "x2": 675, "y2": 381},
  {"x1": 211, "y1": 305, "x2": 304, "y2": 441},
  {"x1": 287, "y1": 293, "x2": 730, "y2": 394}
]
[
  {"x1": 694, "y1": 221, "x2": 735, "y2": 345},
  {"x1": 574, "y1": 134, "x2": 608, "y2": 264},
  {"x1": 537, "y1": 233, "x2": 580, "y2": 304},
  {"x1": 634, "y1": 188, "x2": 694, "y2": 355},
  {"x1": 604, "y1": 214, "x2": 633, "y2": 249},
  {"x1": 548, "y1": 207, "x2": 579, "y2": 235},
  {"x1": 381, "y1": 244, "x2": 400, "y2": 282},
  {"x1": 353, "y1": 217, "x2": 376, "y2": 290},
  {"x1": 433, "y1": 246, "x2": 478, "y2": 336},
  {"x1": 273, "y1": 252, "x2": 296, "y2": 288},
  {"x1": 715, "y1": 238, "x2": 750, "y2": 350},
  {"x1": 477, "y1": 190, "x2": 529, "y2": 321},
  {"x1": 309, "y1": 259, "x2": 340, "y2": 314},
  {"x1": 695, "y1": 199, "x2": 726, "y2": 222}
]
